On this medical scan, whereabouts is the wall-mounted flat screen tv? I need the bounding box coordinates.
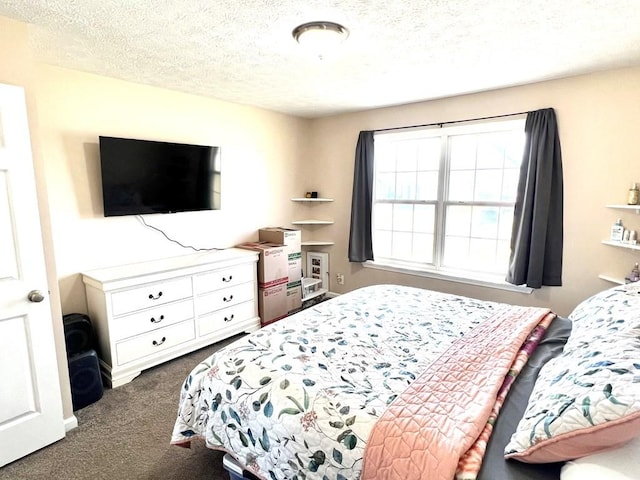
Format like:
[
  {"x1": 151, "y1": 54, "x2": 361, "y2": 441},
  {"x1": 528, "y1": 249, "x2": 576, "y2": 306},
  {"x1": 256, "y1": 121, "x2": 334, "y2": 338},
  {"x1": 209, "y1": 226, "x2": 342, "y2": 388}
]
[{"x1": 99, "y1": 136, "x2": 221, "y2": 217}]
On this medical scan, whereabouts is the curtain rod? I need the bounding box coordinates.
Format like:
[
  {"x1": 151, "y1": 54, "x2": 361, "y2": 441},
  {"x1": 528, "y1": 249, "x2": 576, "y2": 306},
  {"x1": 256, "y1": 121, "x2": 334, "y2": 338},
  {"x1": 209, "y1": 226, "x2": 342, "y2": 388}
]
[{"x1": 373, "y1": 110, "x2": 531, "y2": 133}]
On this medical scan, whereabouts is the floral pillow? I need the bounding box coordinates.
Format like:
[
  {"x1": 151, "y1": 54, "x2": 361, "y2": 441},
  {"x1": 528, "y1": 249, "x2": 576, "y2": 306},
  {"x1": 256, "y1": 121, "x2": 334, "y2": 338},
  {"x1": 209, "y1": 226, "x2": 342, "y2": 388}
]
[{"x1": 504, "y1": 285, "x2": 640, "y2": 463}]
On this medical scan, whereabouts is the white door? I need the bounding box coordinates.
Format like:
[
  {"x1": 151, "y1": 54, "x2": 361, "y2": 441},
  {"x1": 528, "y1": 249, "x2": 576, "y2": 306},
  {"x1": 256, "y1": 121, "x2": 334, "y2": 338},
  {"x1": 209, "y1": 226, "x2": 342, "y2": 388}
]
[{"x1": 0, "y1": 84, "x2": 65, "y2": 466}]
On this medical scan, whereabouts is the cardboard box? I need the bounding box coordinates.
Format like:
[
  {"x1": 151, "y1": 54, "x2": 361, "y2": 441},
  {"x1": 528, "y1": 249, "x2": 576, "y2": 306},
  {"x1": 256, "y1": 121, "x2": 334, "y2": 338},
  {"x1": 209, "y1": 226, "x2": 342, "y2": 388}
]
[
  {"x1": 259, "y1": 227, "x2": 302, "y2": 255},
  {"x1": 259, "y1": 228, "x2": 302, "y2": 283},
  {"x1": 288, "y1": 252, "x2": 303, "y2": 283},
  {"x1": 236, "y1": 241, "x2": 288, "y2": 288},
  {"x1": 258, "y1": 283, "x2": 289, "y2": 326},
  {"x1": 286, "y1": 280, "x2": 302, "y2": 314}
]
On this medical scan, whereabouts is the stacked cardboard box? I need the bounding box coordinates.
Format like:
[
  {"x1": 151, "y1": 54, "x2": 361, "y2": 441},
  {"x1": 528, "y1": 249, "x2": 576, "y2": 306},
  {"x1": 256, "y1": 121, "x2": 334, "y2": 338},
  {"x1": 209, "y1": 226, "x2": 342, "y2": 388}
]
[
  {"x1": 259, "y1": 228, "x2": 303, "y2": 316},
  {"x1": 237, "y1": 228, "x2": 303, "y2": 326},
  {"x1": 236, "y1": 241, "x2": 288, "y2": 326}
]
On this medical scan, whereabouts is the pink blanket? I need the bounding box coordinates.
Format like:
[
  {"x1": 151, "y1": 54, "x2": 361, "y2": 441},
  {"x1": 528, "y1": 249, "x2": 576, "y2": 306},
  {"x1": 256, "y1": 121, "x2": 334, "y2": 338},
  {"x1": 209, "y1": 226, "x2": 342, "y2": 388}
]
[{"x1": 361, "y1": 306, "x2": 552, "y2": 480}]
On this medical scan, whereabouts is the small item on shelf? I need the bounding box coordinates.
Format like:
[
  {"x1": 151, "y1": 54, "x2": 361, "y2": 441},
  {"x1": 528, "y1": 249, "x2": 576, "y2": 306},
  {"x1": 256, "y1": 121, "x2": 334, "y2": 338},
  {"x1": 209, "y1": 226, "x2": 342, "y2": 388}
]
[
  {"x1": 623, "y1": 229, "x2": 631, "y2": 243},
  {"x1": 611, "y1": 218, "x2": 625, "y2": 242},
  {"x1": 302, "y1": 277, "x2": 322, "y2": 297},
  {"x1": 631, "y1": 230, "x2": 637, "y2": 245},
  {"x1": 629, "y1": 263, "x2": 640, "y2": 283},
  {"x1": 628, "y1": 183, "x2": 640, "y2": 205},
  {"x1": 305, "y1": 192, "x2": 312, "y2": 198},
  {"x1": 311, "y1": 191, "x2": 318, "y2": 198}
]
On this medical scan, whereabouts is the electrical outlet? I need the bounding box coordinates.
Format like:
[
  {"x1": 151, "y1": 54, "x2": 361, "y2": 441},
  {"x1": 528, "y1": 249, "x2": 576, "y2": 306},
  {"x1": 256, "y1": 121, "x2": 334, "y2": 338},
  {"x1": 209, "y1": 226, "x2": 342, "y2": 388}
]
[{"x1": 336, "y1": 273, "x2": 344, "y2": 285}]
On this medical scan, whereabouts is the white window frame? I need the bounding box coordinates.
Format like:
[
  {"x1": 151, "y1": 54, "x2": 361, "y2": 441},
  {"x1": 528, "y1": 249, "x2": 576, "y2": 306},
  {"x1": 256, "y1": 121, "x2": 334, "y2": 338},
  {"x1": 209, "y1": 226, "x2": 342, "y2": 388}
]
[{"x1": 365, "y1": 118, "x2": 532, "y2": 294}]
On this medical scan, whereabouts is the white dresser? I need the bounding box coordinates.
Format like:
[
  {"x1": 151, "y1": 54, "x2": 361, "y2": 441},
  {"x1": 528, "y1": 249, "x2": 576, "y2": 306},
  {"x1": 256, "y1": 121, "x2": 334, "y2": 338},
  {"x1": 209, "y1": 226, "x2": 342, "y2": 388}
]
[{"x1": 82, "y1": 248, "x2": 260, "y2": 388}]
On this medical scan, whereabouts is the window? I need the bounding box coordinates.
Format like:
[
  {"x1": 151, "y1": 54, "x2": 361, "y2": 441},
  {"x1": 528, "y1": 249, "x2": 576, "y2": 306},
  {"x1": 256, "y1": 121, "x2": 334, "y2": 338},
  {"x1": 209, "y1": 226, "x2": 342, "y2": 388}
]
[{"x1": 371, "y1": 119, "x2": 526, "y2": 285}]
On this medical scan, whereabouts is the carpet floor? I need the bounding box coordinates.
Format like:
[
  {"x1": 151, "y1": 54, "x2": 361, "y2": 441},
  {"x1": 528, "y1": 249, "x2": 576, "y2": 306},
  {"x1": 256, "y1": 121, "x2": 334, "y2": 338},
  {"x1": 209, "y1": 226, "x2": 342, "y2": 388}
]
[{"x1": 0, "y1": 334, "x2": 245, "y2": 480}]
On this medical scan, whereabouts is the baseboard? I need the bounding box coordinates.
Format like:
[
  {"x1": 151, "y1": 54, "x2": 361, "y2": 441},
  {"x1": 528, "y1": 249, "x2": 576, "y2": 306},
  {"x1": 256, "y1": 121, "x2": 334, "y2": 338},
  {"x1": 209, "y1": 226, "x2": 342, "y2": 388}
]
[{"x1": 64, "y1": 414, "x2": 78, "y2": 432}]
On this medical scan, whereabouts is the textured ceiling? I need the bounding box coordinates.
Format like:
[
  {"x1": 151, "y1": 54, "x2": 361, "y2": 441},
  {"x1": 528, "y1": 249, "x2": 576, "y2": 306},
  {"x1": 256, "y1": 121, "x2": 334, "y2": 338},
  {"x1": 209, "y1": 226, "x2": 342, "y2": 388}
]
[{"x1": 1, "y1": 0, "x2": 640, "y2": 118}]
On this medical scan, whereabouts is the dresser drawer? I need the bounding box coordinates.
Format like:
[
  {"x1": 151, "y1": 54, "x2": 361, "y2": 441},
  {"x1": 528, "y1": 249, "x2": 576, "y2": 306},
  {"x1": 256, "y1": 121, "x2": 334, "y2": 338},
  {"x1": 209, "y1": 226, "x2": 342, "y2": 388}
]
[
  {"x1": 110, "y1": 299, "x2": 193, "y2": 340},
  {"x1": 115, "y1": 320, "x2": 195, "y2": 365},
  {"x1": 195, "y1": 282, "x2": 255, "y2": 316},
  {"x1": 193, "y1": 263, "x2": 255, "y2": 295},
  {"x1": 111, "y1": 277, "x2": 193, "y2": 316},
  {"x1": 198, "y1": 301, "x2": 256, "y2": 337}
]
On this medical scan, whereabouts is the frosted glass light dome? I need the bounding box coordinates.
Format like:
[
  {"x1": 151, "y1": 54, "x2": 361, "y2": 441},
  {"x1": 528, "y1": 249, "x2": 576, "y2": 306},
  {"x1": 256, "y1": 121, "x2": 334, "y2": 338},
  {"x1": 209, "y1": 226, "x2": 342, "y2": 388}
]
[{"x1": 292, "y1": 21, "x2": 349, "y2": 60}]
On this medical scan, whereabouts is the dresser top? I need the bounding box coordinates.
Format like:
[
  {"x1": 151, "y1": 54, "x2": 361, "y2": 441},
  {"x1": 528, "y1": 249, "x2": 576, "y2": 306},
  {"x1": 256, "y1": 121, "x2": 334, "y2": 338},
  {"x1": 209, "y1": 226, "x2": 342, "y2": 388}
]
[{"x1": 82, "y1": 248, "x2": 258, "y2": 288}]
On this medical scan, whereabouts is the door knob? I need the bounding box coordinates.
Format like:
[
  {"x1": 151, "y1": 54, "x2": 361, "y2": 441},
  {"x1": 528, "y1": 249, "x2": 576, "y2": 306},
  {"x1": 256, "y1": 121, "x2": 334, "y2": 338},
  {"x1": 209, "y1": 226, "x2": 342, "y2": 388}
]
[{"x1": 28, "y1": 290, "x2": 45, "y2": 303}]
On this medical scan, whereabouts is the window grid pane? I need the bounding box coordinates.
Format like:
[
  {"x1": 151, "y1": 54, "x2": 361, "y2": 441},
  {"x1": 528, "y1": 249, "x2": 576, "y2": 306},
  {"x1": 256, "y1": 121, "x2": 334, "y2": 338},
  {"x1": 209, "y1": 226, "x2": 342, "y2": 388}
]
[
  {"x1": 392, "y1": 204, "x2": 413, "y2": 231},
  {"x1": 417, "y1": 138, "x2": 441, "y2": 171},
  {"x1": 396, "y1": 172, "x2": 417, "y2": 200},
  {"x1": 373, "y1": 202, "x2": 436, "y2": 264}
]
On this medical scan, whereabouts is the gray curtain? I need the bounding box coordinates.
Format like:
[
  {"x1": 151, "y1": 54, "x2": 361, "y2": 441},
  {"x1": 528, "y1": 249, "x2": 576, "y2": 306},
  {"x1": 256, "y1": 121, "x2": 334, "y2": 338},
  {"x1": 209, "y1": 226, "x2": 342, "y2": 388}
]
[
  {"x1": 348, "y1": 131, "x2": 375, "y2": 262},
  {"x1": 506, "y1": 108, "x2": 564, "y2": 288}
]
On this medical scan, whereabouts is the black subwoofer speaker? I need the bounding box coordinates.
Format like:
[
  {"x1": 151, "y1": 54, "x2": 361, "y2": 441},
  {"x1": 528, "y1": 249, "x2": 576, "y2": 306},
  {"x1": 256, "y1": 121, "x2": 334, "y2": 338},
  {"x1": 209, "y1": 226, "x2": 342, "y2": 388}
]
[
  {"x1": 63, "y1": 313, "x2": 95, "y2": 356},
  {"x1": 63, "y1": 313, "x2": 103, "y2": 410},
  {"x1": 68, "y1": 349, "x2": 104, "y2": 411}
]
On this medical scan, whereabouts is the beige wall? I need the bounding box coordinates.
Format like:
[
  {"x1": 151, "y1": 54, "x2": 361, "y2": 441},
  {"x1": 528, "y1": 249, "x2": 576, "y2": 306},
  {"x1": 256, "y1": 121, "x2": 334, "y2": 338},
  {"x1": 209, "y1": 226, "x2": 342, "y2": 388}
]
[{"x1": 305, "y1": 67, "x2": 640, "y2": 317}]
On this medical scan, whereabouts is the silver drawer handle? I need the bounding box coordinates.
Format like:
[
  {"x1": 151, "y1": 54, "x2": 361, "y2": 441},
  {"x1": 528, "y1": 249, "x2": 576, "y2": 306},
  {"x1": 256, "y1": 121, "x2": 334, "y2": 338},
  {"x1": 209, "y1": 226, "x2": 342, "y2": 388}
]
[
  {"x1": 152, "y1": 337, "x2": 166, "y2": 346},
  {"x1": 223, "y1": 295, "x2": 234, "y2": 302},
  {"x1": 148, "y1": 291, "x2": 163, "y2": 300},
  {"x1": 224, "y1": 314, "x2": 235, "y2": 322},
  {"x1": 150, "y1": 315, "x2": 165, "y2": 324},
  {"x1": 222, "y1": 275, "x2": 233, "y2": 282}
]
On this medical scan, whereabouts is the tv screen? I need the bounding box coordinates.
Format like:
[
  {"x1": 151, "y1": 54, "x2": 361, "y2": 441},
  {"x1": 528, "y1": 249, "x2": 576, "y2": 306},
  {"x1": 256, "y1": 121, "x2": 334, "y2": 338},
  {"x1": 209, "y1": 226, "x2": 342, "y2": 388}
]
[{"x1": 99, "y1": 136, "x2": 221, "y2": 217}]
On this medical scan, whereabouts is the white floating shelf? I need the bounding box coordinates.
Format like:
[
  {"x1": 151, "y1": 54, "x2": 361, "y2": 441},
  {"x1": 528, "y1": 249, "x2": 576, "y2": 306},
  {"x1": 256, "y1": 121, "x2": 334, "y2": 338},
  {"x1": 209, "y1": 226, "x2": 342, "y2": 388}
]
[
  {"x1": 601, "y1": 240, "x2": 640, "y2": 251},
  {"x1": 301, "y1": 241, "x2": 335, "y2": 246},
  {"x1": 598, "y1": 274, "x2": 625, "y2": 285},
  {"x1": 291, "y1": 198, "x2": 334, "y2": 202},
  {"x1": 606, "y1": 204, "x2": 640, "y2": 214},
  {"x1": 291, "y1": 220, "x2": 334, "y2": 225}
]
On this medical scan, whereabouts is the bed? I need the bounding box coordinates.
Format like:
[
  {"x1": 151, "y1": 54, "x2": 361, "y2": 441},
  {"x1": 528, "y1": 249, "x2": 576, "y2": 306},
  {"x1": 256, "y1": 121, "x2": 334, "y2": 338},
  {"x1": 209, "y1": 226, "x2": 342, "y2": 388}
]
[{"x1": 171, "y1": 283, "x2": 640, "y2": 480}]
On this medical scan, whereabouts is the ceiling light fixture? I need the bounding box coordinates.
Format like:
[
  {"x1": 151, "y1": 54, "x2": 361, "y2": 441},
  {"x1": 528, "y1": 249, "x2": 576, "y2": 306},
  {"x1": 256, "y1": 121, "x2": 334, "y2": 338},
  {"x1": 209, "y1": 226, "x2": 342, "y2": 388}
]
[{"x1": 292, "y1": 21, "x2": 349, "y2": 60}]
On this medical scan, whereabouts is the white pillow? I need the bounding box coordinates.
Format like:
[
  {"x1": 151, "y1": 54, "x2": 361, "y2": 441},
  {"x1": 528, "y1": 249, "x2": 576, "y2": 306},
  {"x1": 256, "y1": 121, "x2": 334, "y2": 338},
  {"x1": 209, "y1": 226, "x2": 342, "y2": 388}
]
[{"x1": 560, "y1": 434, "x2": 640, "y2": 480}]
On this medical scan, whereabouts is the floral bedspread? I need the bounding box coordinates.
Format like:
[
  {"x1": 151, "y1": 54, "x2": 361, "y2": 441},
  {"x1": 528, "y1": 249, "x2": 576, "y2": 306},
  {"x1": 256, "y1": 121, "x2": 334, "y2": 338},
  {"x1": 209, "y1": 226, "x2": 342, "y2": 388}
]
[{"x1": 171, "y1": 284, "x2": 532, "y2": 480}]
